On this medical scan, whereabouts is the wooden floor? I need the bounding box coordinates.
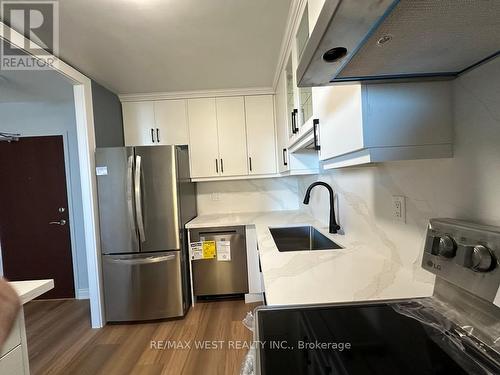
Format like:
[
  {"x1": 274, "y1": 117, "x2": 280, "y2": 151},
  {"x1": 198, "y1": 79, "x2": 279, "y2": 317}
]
[{"x1": 24, "y1": 299, "x2": 259, "y2": 375}]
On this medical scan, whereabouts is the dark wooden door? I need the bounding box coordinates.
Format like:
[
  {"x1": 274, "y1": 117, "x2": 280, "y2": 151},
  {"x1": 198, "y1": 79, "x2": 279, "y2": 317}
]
[{"x1": 0, "y1": 136, "x2": 75, "y2": 299}]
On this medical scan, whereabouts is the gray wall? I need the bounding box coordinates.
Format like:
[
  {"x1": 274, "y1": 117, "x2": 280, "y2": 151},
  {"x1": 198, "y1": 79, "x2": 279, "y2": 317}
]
[{"x1": 91, "y1": 81, "x2": 124, "y2": 147}]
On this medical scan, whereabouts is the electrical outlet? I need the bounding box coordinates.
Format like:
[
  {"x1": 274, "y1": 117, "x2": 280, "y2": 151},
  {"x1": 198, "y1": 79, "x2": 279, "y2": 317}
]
[
  {"x1": 392, "y1": 195, "x2": 406, "y2": 223},
  {"x1": 211, "y1": 192, "x2": 220, "y2": 201}
]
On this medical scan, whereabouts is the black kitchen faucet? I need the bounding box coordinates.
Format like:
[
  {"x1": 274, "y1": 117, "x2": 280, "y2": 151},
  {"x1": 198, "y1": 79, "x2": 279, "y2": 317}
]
[{"x1": 303, "y1": 181, "x2": 341, "y2": 234}]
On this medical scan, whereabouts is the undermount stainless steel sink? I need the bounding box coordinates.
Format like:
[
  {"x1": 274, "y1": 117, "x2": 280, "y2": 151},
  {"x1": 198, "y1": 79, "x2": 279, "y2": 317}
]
[{"x1": 269, "y1": 226, "x2": 342, "y2": 252}]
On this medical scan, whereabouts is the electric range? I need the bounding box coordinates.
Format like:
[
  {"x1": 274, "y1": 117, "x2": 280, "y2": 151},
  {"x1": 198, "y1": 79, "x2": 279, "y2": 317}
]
[{"x1": 255, "y1": 219, "x2": 500, "y2": 374}]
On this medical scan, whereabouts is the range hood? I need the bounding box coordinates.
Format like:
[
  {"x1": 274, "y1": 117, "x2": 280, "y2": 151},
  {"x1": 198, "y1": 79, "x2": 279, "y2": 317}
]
[{"x1": 297, "y1": 0, "x2": 500, "y2": 87}]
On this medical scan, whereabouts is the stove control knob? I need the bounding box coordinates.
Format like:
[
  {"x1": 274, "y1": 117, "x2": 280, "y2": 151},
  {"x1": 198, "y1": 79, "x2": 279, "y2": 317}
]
[
  {"x1": 471, "y1": 245, "x2": 494, "y2": 272},
  {"x1": 438, "y1": 236, "x2": 456, "y2": 258}
]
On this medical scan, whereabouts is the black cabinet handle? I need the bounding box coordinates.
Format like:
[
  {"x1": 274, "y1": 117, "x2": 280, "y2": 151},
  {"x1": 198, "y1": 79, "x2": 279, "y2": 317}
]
[
  {"x1": 249, "y1": 157, "x2": 253, "y2": 172},
  {"x1": 220, "y1": 159, "x2": 224, "y2": 173},
  {"x1": 292, "y1": 109, "x2": 298, "y2": 134},
  {"x1": 313, "y1": 119, "x2": 320, "y2": 151},
  {"x1": 151, "y1": 128, "x2": 155, "y2": 143},
  {"x1": 215, "y1": 159, "x2": 219, "y2": 173},
  {"x1": 156, "y1": 128, "x2": 160, "y2": 143},
  {"x1": 283, "y1": 148, "x2": 288, "y2": 166}
]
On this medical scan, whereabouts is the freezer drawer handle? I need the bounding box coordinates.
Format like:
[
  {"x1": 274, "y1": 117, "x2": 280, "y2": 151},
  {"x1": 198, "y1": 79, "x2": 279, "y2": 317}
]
[
  {"x1": 109, "y1": 254, "x2": 176, "y2": 265},
  {"x1": 134, "y1": 155, "x2": 146, "y2": 241}
]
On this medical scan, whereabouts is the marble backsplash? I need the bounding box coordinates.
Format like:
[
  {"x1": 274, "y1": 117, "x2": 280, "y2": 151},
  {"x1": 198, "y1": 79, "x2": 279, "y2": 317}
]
[
  {"x1": 297, "y1": 57, "x2": 500, "y2": 283},
  {"x1": 196, "y1": 176, "x2": 300, "y2": 215}
]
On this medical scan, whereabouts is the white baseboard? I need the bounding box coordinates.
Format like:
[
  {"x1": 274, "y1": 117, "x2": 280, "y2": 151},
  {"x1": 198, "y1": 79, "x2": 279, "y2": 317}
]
[
  {"x1": 76, "y1": 288, "x2": 90, "y2": 300},
  {"x1": 245, "y1": 293, "x2": 264, "y2": 304}
]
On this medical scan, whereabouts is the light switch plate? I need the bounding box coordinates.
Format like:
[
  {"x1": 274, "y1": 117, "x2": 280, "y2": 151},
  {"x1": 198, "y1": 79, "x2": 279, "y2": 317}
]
[
  {"x1": 211, "y1": 192, "x2": 220, "y2": 201},
  {"x1": 392, "y1": 195, "x2": 406, "y2": 223}
]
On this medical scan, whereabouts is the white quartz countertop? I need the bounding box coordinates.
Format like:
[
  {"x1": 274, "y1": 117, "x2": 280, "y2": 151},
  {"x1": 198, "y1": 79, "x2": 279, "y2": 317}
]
[
  {"x1": 10, "y1": 279, "x2": 54, "y2": 304},
  {"x1": 186, "y1": 210, "x2": 434, "y2": 306}
]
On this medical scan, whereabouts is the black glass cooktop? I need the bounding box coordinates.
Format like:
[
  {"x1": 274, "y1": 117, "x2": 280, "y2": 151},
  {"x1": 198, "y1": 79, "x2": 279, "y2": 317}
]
[{"x1": 256, "y1": 302, "x2": 495, "y2": 375}]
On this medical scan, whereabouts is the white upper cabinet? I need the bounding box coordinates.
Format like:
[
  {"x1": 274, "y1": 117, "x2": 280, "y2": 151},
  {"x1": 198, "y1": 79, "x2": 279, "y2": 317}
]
[
  {"x1": 122, "y1": 99, "x2": 188, "y2": 146},
  {"x1": 315, "y1": 84, "x2": 364, "y2": 158},
  {"x1": 307, "y1": 0, "x2": 325, "y2": 32},
  {"x1": 215, "y1": 97, "x2": 248, "y2": 177},
  {"x1": 275, "y1": 67, "x2": 319, "y2": 175},
  {"x1": 275, "y1": 71, "x2": 291, "y2": 173},
  {"x1": 154, "y1": 99, "x2": 189, "y2": 145},
  {"x1": 187, "y1": 95, "x2": 279, "y2": 180},
  {"x1": 295, "y1": 4, "x2": 313, "y2": 130},
  {"x1": 122, "y1": 101, "x2": 155, "y2": 146},
  {"x1": 284, "y1": 55, "x2": 297, "y2": 142},
  {"x1": 245, "y1": 95, "x2": 277, "y2": 175},
  {"x1": 123, "y1": 93, "x2": 283, "y2": 180},
  {"x1": 285, "y1": 1, "x2": 320, "y2": 153},
  {"x1": 187, "y1": 98, "x2": 220, "y2": 178},
  {"x1": 319, "y1": 81, "x2": 453, "y2": 169}
]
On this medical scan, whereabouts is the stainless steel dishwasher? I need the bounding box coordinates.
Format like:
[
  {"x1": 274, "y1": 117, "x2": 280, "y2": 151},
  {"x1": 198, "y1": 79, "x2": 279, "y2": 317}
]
[{"x1": 190, "y1": 226, "x2": 249, "y2": 296}]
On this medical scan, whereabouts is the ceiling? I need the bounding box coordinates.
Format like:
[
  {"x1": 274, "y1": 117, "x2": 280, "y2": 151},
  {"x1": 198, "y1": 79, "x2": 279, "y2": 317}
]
[
  {"x1": 53, "y1": 0, "x2": 291, "y2": 94},
  {"x1": 0, "y1": 70, "x2": 74, "y2": 103}
]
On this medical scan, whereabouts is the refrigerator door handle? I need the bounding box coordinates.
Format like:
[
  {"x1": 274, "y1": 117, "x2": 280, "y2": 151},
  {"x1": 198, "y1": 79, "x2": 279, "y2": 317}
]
[
  {"x1": 126, "y1": 155, "x2": 136, "y2": 236},
  {"x1": 109, "y1": 254, "x2": 176, "y2": 265},
  {"x1": 134, "y1": 155, "x2": 146, "y2": 242}
]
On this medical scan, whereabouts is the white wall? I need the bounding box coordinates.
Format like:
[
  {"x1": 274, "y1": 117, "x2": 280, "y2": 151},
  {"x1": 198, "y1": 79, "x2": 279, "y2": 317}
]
[
  {"x1": 0, "y1": 100, "x2": 89, "y2": 295},
  {"x1": 298, "y1": 57, "x2": 500, "y2": 280},
  {"x1": 196, "y1": 176, "x2": 300, "y2": 215}
]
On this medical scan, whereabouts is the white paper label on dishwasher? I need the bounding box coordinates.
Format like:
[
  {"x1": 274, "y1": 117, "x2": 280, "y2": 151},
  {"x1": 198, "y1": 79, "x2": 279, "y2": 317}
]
[
  {"x1": 96, "y1": 166, "x2": 108, "y2": 176},
  {"x1": 216, "y1": 240, "x2": 231, "y2": 261},
  {"x1": 190, "y1": 241, "x2": 203, "y2": 260}
]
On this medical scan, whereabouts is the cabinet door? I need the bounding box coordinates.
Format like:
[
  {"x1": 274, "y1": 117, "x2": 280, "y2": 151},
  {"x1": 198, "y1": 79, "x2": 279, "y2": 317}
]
[
  {"x1": 0, "y1": 317, "x2": 21, "y2": 358},
  {"x1": 307, "y1": 0, "x2": 326, "y2": 33},
  {"x1": 245, "y1": 95, "x2": 277, "y2": 175},
  {"x1": 295, "y1": 3, "x2": 313, "y2": 129},
  {"x1": 187, "y1": 98, "x2": 220, "y2": 178},
  {"x1": 317, "y1": 84, "x2": 364, "y2": 160},
  {"x1": 154, "y1": 99, "x2": 189, "y2": 145},
  {"x1": 122, "y1": 101, "x2": 156, "y2": 146},
  {"x1": 215, "y1": 97, "x2": 248, "y2": 177},
  {"x1": 275, "y1": 71, "x2": 290, "y2": 173},
  {"x1": 285, "y1": 55, "x2": 297, "y2": 142},
  {"x1": 0, "y1": 346, "x2": 24, "y2": 375}
]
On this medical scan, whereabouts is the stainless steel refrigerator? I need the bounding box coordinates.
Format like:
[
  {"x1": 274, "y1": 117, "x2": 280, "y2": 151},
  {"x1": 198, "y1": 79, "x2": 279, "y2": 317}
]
[{"x1": 95, "y1": 145, "x2": 196, "y2": 322}]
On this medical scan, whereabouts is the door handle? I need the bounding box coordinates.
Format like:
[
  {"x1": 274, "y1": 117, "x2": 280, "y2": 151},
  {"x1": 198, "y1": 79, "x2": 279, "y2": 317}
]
[
  {"x1": 220, "y1": 159, "x2": 224, "y2": 173},
  {"x1": 156, "y1": 128, "x2": 160, "y2": 143},
  {"x1": 134, "y1": 155, "x2": 146, "y2": 241},
  {"x1": 49, "y1": 219, "x2": 66, "y2": 226},
  {"x1": 249, "y1": 157, "x2": 252, "y2": 172},
  {"x1": 151, "y1": 128, "x2": 155, "y2": 143},
  {"x1": 126, "y1": 155, "x2": 136, "y2": 236},
  {"x1": 283, "y1": 148, "x2": 288, "y2": 166},
  {"x1": 215, "y1": 159, "x2": 219, "y2": 174}
]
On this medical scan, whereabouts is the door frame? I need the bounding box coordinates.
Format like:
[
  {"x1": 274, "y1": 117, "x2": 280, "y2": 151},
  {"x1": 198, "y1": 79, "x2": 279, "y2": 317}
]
[
  {"x1": 1, "y1": 23, "x2": 104, "y2": 327},
  {"x1": 0, "y1": 133, "x2": 83, "y2": 299}
]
